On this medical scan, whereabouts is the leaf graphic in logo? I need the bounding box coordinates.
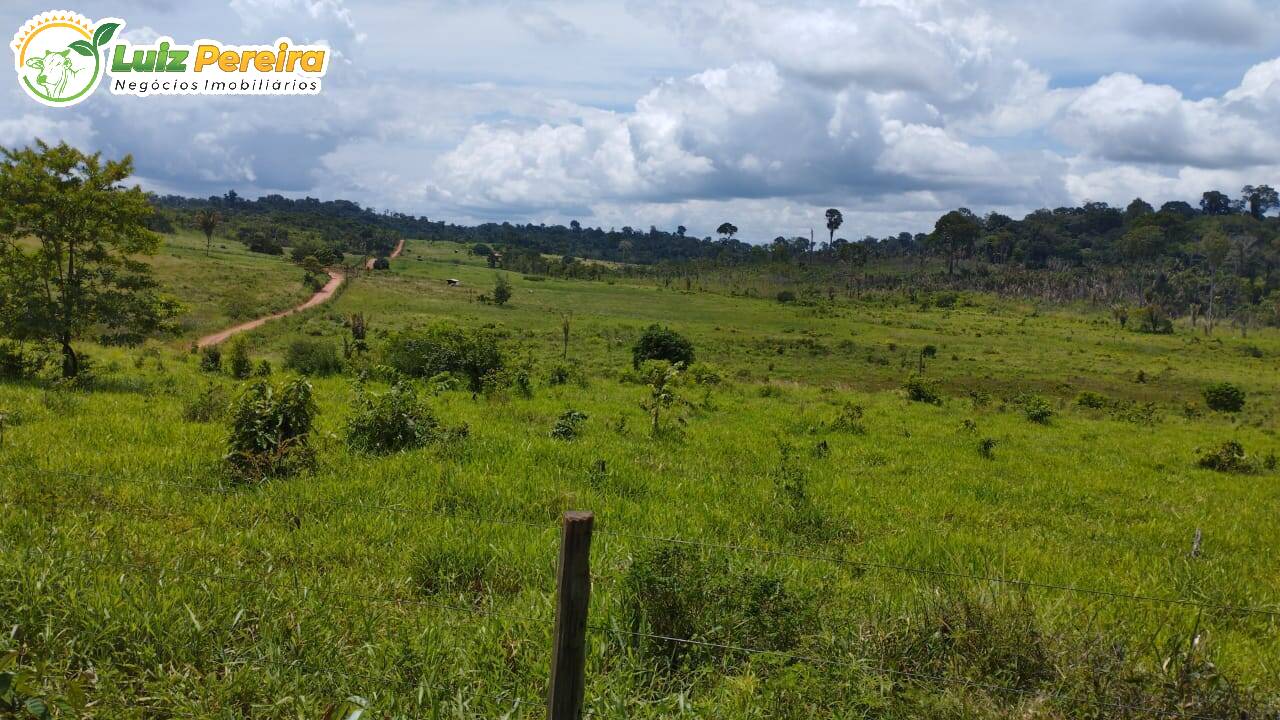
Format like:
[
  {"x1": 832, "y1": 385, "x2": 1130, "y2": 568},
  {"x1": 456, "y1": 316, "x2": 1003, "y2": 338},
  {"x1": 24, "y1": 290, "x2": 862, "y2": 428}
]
[
  {"x1": 69, "y1": 40, "x2": 95, "y2": 57},
  {"x1": 93, "y1": 22, "x2": 120, "y2": 47}
]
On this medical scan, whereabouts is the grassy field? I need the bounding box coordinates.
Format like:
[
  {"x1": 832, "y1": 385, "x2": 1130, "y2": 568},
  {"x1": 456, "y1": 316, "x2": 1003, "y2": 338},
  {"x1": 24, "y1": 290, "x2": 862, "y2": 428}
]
[
  {"x1": 1, "y1": 239, "x2": 1278, "y2": 718},
  {"x1": 149, "y1": 229, "x2": 317, "y2": 342}
]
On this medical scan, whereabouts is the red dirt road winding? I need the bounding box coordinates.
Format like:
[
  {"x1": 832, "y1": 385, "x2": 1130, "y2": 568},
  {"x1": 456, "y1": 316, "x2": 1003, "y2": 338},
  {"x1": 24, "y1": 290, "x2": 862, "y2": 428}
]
[
  {"x1": 364, "y1": 238, "x2": 405, "y2": 269},
  {"x1": 196, "y1": 270, "x2": 345, "y2": 349}
]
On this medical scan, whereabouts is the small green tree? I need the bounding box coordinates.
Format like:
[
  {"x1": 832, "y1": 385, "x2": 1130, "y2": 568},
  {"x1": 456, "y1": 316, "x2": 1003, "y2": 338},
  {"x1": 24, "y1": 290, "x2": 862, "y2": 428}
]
[
  {"x1": 194, "y1": 208, "x2": 221, "y2": 257},
  {"x1": 639, "y1": 361, "x2": 683, "y2": 437},
  {"x1": 0, "y1": 141, "x2": 179, "y2": 377},
  {"x1": 225, "y1": 377, "x2": 317, "y2": 481},
  {"x1": 493, "y1": 274, "x2": 512, "y2": 306},
  {"x1": 227, "y1": 338, "x2": 252, "y2": 379}
]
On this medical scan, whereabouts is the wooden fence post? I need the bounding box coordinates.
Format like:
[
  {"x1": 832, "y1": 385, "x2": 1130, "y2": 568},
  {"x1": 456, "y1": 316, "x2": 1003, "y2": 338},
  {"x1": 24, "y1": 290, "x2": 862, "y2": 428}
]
[{"x1": 547, "y1": 510, "x2": 593, "y2": 720}]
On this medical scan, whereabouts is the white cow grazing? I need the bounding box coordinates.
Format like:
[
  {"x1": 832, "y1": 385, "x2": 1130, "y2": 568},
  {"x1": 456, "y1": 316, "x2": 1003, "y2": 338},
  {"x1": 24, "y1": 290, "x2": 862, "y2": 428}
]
[{"x1": 26, "y1": 49, "x2": 80, "y2": 98}]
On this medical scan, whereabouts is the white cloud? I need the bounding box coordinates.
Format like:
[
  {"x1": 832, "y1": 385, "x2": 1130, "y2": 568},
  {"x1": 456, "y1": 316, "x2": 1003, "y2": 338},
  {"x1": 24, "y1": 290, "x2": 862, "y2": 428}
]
[{"x1": 1055, "y1": 61, "x2": 1280, "y2": 170}]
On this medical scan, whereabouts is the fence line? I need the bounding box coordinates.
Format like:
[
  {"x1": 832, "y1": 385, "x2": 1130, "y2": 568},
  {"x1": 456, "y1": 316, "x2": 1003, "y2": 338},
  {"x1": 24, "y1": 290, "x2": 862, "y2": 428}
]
[
  {"x1": 2, "y1": 478, "x2": 1268, "y2": 720},
  {"x1": 593, "y1": 526, "x2": 1280, "y2": 619},
  {"x1": 586, "y1": 622, "x2": 1223, "y2": 720}
]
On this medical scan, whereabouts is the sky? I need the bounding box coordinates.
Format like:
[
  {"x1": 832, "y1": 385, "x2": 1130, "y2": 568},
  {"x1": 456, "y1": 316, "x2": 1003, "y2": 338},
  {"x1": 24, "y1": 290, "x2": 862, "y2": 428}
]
[{"x1": 3, "y1": 0, "x2": 1280, "y2": 243}]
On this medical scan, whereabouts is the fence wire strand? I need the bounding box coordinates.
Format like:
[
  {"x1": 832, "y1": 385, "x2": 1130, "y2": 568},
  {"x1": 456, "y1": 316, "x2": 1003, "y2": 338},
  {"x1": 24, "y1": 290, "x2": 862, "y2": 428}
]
[{"x1": 594, "y1": 525, "x2": 1280, "y2": 619}]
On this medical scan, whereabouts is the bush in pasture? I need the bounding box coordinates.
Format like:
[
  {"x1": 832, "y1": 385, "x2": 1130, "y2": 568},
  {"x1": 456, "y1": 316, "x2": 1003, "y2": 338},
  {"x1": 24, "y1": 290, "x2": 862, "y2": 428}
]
[
  {"x1": 1019, "y1": 394, "x2": 1054, "y2": 424},
  {"x1": 1196, "y1": 441, "x2": 1258, "y2": 474},
  {"x1": 254, "y1": 359, "x2": 272, "y2": 377},
  {"x1": 638, "y1": 361, "x2": 685, "y2": 437},
  {"x1": 1074, "y1": 390, "x2": 1109, "y2": 409},
  {"x1": 182, "y1": 383, "x2": 229, "y2": 423},
  {"x1": 978, "y1": 436, "x2": 997, "y2": 458},
  {"x1": 0, "y1": 340, "x2": 40, "y2": 380},
  {"x1": 621, "y1": 543, "x2": 813, "y2": 670},
  {"x1": 371, "y1": 256, "x2": 390, "y2": 270},
  {"x1": 776, "y1": 289, "x2": 796, "y2": 303},
  {"x1": 967, "y1": 389, "x2": 992, "y2": 407},
  {"x1": 1133, "y1": 305, "x2": 1173, "y2": 334},
  {"x1": 302, "y1": 270, "x2": 326, "y2": 293},
  {"x1": 480, "y1": 358, "x2": 533, "y2": 398},
  {"x1": 284, "y1": 339, "x2": 342, "y2": 376},
  {"x1": 492, "y1": 274, "x2": 512, "y2": 306},
  {"x1": 685, "y1": 362, "x2": 723, "y2": 387},
  {"x1": 1203, "y1": 382, "x2": 1245, "y2": 412},
  {"x1": 550, "y1": 409, "x2": 588, "y2": 440},
  {"x1": 227, "y1": 339, "x2": 252, "y2": 380},
  {"x1": 547, "y1": 363, "x2": 570, "y2": 385},
  {"x1": 382, "y1": 322, "x2": 503, "y2": 392},
  {"x1": 903, "y1": 374, "x2": 942, "y2": 405},
  {"x1": 225, "y1": 378, "x2": 317, "y2": 482},
  {"x1": 828, "y1": 402, "x2": 866, "y2": 434},
  {"x1": 345, "y1": 380, "x2": 440, "y2": 455},
  {"x1": 199, "y1": 346, "x2": 222, "y2": 373},
  {"x1": 632, "y1": 324, "x2": 694, "y2": 369}
]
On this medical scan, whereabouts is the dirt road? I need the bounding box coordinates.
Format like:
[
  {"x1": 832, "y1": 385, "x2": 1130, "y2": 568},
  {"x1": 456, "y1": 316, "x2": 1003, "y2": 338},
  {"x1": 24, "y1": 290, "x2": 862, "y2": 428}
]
[
  {"x1": 364, "y1": 238, "x2": 405, "y2": 269},
  {"x1": 195, "y1": 270, "x2": 345, "y2": 349}
]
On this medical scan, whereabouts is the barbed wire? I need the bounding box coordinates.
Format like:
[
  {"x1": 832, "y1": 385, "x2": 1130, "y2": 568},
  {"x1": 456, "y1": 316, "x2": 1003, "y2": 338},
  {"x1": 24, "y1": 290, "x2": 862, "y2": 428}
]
[{"x1": 592, "y1": 526, "x2": 1280, "y2": 619}]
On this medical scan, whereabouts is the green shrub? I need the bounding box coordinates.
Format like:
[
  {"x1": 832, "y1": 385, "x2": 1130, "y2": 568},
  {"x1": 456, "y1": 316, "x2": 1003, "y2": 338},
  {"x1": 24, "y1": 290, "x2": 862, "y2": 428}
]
[
  {"x1": 776, "y1": 290, "x2": 796, "y2": 303},
  {"x1": 382, "y1": 322, "x2": 503, "y2": 392},
  {"x1": 371, "y1": 256, "x2": 390, "y2": 270},
  {"x1": 685, "y1": 362, "x2": 723, "y2": 386},
  {"x1": 182, "y1": 383, "x2": 229, "y2": 423},
  {"x1": 0, "y1": 340, "x2": 39, "y2": 380},
  {"x1": 550, "y1": 409, "x2": 588, "y2": 440},
  {"x1": 345, "y1": 380, "x2": 440, "y2": 454},
  {"x1": 547, "y1": 363, "x2": 574, "y2": 386},
  {"x1": 1203, "y1": 382, "x2": 1245, "y2": 412},
  {"x1": 254, "y1": 359, "x2": 273, "y2": 377},
  {"x1": 828, "y1": 402, "x2": 866, "y2": 434},
  {"x1": 284, "y1": 339, "x2": 342, "y2": 376},
  {"x1": 227, "y1": 339, "x2": 252, "y2": 380},
  {"x1": 632, "y1": 324, "x2": 694, "y2": 369},
  {"x1": 903, "y1": 374, "x2": 942, "y2": 404},
  {"x1": 621, "y1": 544, "x2": 813, "y2": 669},
  {"x1": 1019, "y1": 394, "x2": 1054, "y2": 424},
  {"x1": 225, "y1": 378, "x2": 317, "y2": 482},
  {"x1": 1196, "y1": 441, "x2": 1258, "y2": 474},
  {"x1": 978, "y1": 437, "x2": 997, "y2": 458},
  {"x1": 199, "y1": 346, "x2": 222, "y2": 373},
  {"x1": 1133, "y1": 305, "x2": 1173, "y2": 334},
  {"x1": 492, "y1": 274, "x2": 512, "y2": 305},
  {"x1": 1075, "y1": 390, "x2": 1110, "y2": 409}
]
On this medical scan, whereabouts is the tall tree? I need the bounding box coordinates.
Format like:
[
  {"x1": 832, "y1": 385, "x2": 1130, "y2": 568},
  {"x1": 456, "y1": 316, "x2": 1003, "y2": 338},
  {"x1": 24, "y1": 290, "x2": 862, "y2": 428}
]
[
  {"x1": 0, "y1": 141, "x2": 178, "y2": 377},
  {"x1": 1200, "y1": 190, "x2": 1233, "y2": 216},
  {"x1": 1240, "y1": 184, "x2": 1279, "y2": 220},
  {"x1": 716, "y1": 222, "x2": 738, "y2": 241},
  {"x1": 929, "y1": 208, "x2": 981, "y2": 276},
  {"x1": 194, "y1": 207, "x2": 221, "y2": 257},
  {"x1": 825, "y1": 208, "x2": 843, "y2": 246},
  {"x1": 1199, "y1": 228, "x2": 1231, "y2": 336}
]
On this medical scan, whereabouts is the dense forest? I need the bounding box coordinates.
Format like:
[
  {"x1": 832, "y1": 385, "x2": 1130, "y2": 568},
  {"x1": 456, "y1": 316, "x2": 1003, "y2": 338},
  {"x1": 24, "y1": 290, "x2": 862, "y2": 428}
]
[{"x1": 152, "y1": 185, "x2": 1280, "y2": 328}]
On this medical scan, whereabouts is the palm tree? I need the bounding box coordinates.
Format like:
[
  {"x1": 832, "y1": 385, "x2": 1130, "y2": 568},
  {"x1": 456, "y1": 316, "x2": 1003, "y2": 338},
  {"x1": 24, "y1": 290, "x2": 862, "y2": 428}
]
[
  {"x1": 825, "y1": 208, "x2": 843, "y2": 246},
  {"x1": 194, "y1": 209, "x2": 221, "y2": 257}
]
